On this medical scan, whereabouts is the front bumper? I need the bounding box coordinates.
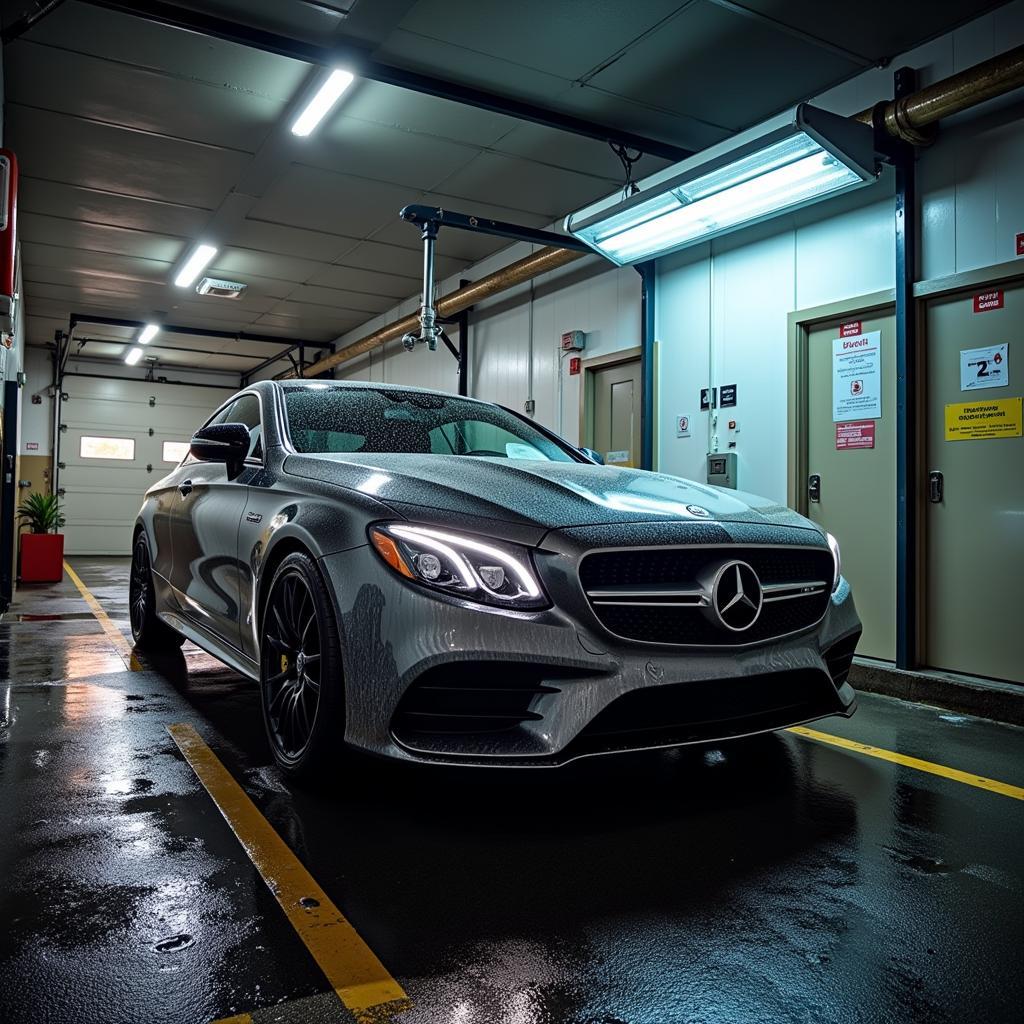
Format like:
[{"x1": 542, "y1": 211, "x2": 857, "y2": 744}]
[{"x1": 319, "y1": 535, "x2": 861, "y2": 767}]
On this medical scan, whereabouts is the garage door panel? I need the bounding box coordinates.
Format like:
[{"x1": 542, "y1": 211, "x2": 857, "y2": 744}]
[{"x1": 60, "y1": 378, "x2": 228, "y2": 555}]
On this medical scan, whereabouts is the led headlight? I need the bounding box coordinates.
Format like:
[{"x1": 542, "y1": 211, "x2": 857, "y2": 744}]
[
  {"x1": 826, "y1": 532, "x2": 842, "y2": 593},
  {"x1": 369, "y1": 524, "x2": 548, "y2": 609}
]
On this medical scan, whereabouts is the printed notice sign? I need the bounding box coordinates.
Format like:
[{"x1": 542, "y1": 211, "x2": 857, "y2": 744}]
[
  {"x1": 833, "y1": 330, "x2": 881, "y2": 422},
  {"x1": 960, "y1": 343, "x2": 1008, "y2": 391},
  {"x1": 944, "y1": 397, "x2": 1022, "y2": 441},
  {"x1": 835, "y1": 420, "x2": 875, "y2": 450},
  {"x1": 606, "y1": 449, "x2": 630, "y2": 464}
]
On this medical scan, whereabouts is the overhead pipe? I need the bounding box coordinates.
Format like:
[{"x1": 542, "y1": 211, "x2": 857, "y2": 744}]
[
  {"x1": 854, "y1": 43, "x2": 1024, "y2": 142},
  {"x1": 297, "y1": 44, "x2": 1024, "y2": 380}
]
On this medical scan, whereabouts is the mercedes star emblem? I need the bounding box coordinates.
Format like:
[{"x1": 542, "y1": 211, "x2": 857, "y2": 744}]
[{"x1": 711, "y1": 560, "x2": 763, "y2": 631}]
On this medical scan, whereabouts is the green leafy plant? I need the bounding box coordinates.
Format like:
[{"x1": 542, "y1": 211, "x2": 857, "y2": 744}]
[{"x1": 17, "y1": 492, "x2": 65, "y2": 534}]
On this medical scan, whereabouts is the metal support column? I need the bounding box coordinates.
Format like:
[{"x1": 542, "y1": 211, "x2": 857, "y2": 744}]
[
  {"x1": 637, "y1": 261, "x2": 656, "y2": 471},
  {"x1": 0, "y1": 381, "x2": 20, "y2": 608},
  {"x1": 892, "y1": 66, "x2": 918, "y2": 670},
  {"x1": 456, "y1": 310, "x2": 469, "y2": 397}
]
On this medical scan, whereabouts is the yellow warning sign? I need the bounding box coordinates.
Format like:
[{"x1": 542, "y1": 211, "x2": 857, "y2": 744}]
[{"x1": 944, "y1": 397, "x2": 1022, "y2": 441}]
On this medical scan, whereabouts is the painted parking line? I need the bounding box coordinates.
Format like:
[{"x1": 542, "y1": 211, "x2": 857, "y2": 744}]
[
  {"x1": 168, "y1": 723, "x2": 410, "y2": 1022},
  {"x1": 790, "y1": 725, "x2": 1024, "y2": 800},
  {"x1": 63, "y1": 560, "x2": 142, "y2": 671}
]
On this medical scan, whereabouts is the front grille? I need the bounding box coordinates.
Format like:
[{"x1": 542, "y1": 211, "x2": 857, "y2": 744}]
[
  {"x1": 580, "y1": 545, "x2": 834, "y2": 646},
  {"x1": 568, "y1": 669, "x2": 841, "y2": 755}
]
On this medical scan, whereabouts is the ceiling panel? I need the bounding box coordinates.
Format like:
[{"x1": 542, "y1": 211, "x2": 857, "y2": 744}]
[
  {"x1": 22, "y1": 2, "x2": 310, "y2": 102},
  {"x1": 19, "y1": 212, "x2": 187, "y2": 263},
  {"x1": 6, "y1": 42, "x2": 285, "y2": 152},
  {"x1": 297, "y1": 116, "x2": 481, "y2": 191},
  {"x1": 249, "y1": 163, "x2": 413, "y2": 238},
  {"x1": 340, "y1": 80, "x2": 520, "y2": 147},
  {"x1": 7, "y1": 106, "x2": 253, "y2": 209},
  {"x1": 227, "y1": 218, "x2": 357, "y2": 263},
  {"x1": 282, "y1": 285, "x2": 396, "y2": 315},
  {"x1": 208, "y1": 247, "x2": 328, "y2": 287},
  {"x1": 587, "y1": 3, "x2": 861, "y2": 130},
  {"x1": 18, "y1": 178, "x2": 212, "y2": 238},
  {"x1": 21, "y1": 243, "x2": 174, "y2": 282},
  {"x1": 305, "y1": 263, "x2": 420, "y2": 297},
  {"x1": 394, "y1": 0, "x2": 686, "y2": 80}
]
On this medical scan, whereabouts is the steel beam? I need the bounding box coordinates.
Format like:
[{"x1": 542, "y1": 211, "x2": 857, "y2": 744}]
[
  {"x1": 892, "y1": 67, "x2": 918, "y2": 670},
  {"x1": 69, "y1": 313, "x2": 319, "y2": 348},
  {"x1": 82, "y1": 0, "x2": 693, "y2": 162},
  {"x1": 400, "y1": 205, "x2": 593, "y2": 254},
  {"x1": 637, "y1": 261, "x2": 656, "y2": 471}
]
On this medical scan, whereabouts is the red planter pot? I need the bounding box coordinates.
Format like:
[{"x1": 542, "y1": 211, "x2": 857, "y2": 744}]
[{"x1": 20, "y1": 532, "x2": 65, "y2": 583}]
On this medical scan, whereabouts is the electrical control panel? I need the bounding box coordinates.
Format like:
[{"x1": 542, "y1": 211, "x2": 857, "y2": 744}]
[{"x1": 706, "y1": 452, "x2": 737, "y2": 489}]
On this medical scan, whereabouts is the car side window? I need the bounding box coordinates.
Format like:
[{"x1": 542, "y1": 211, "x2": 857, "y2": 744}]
[{"x1": 228, "y1": 395, "x2": 263, "y2": 461}]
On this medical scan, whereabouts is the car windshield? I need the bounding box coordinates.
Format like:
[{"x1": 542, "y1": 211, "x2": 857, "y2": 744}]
[{"x1": 282, "y1": 385, "x2": 578, "y2": 462}]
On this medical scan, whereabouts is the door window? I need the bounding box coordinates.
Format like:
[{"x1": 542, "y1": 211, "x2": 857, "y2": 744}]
[{"x1": 210, "y1": 393, "x2": 263, "y2": 461}]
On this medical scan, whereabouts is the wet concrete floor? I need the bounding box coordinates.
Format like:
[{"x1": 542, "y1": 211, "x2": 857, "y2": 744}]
[{"x1": 0, "y1": 557, "x2": 1021, "y2": 1024}]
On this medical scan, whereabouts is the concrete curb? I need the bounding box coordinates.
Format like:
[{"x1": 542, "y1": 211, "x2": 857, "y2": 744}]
[{"x1": 850, "y1": 659, "x2": 1024, "y2": 727}]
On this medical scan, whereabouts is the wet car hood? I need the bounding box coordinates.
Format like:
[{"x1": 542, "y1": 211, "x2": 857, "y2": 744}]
[{"x1": 284, "y1": 452, "x2": 820, "y2": 533}]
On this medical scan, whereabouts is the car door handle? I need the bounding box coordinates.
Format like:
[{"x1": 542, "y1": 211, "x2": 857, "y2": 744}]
[{"x1": 178, "y1": 480, "x2": 193, "y2": 497}]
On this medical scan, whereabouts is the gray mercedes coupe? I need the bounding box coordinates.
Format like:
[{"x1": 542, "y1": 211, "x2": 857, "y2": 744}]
[{"x1": 130, "y1": 380, "x2": 860, "y2": 777}]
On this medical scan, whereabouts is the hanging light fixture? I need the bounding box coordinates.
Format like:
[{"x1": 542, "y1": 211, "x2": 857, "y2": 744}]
[{"x1": 565, "y1": 104, "x2": 879, "y2": 266}]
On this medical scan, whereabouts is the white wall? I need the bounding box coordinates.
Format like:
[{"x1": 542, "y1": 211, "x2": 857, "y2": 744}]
[{"x1": 262, "y1": 1, "x2": 1024, "y2": 506}]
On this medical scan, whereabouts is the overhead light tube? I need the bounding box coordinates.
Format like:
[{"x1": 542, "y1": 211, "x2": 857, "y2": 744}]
[
  {"x1": 565, "y1": 103, "x2": 878, "y2": 265},
  {"x1": 174, "y1": 244, "x2": 218, "y2": 288},
  {"x1": 125, "y1": 347, "x2": 144, "y2": 366},
  {"x1": 291, "y1": 69, "x2": 355, "y2": 137},
  {"x1": 139, "y1": 323, "x2": 159, "y2": 345}
]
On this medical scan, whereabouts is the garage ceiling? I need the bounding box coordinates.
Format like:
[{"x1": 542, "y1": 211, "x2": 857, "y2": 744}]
[{"x1": 2, "y1": 0, "x2": 1007, "y2": 377}]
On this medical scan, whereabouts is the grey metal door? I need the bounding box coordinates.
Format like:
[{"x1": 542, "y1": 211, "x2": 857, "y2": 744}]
[
  {"x1": 805, "y1": 308, "x2": 897, "y2": 661},
  {"x1": 590, "y1": 359, "x2": 641, "y2": 468},
  {"x1": 925, "y1": 279, "x2": 1024, "y2": 683}
]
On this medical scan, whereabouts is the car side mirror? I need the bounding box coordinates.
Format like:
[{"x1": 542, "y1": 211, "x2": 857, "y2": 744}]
[
  {"x1": 190, "y1": 423, "x2": 251, "y2": 476},
  {"x1": 579, "y1": 447, "x2": 605, "y2": 465}
]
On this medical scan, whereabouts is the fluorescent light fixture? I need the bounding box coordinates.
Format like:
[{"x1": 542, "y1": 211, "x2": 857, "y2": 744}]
[
  {"x1": 124, "y1": 346, "x2": 144, "y2": 366},
  {"x1": 139, "y1": 323, "x2": 159, "y2": 345},
  {"x1": 174, "y1": 243, "x2": 218, "y2": 288},
  {"x1": 291, "y1": 69, "x2": 355, "y2": 137},
  {"x1": 565, "y1": 104, "x2": 878, "y2": 265}
]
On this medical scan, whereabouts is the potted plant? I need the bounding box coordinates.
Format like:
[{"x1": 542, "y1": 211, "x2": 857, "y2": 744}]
[{"x1": 18, "y1": 492, "x2": 66, "y2": 583}]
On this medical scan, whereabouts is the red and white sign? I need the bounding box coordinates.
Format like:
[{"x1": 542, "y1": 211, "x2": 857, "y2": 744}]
[
  {"x1": 568, "y1": 356, "x2": 581, "y2": 376},
  {"x1": 1016, "y1": 232, "x2": 1024, "y2": 257},
  {"x1": 840, "y1": 320, "x2": 862, "y2": 338},
  {"x1": 24, "y1": 441, "x2": 39, "y2": 451},
  {"x1": 835, "y1": 420, "x2": 875, "y2": 450},
  {"x1": 973, "y1": 290, "x2": 1004, "y2": 313}
]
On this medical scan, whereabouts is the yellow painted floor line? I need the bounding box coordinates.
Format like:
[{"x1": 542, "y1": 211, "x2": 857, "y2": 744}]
[
  {"x1": 168, "y1": 723, "x2": 410, "y2": 1022},
  {"x1": 63, "y1": 560, "x2": 142, "y2": 671},
  {"x1": 211, "y1": 1015, "x2": 253, "y2": 1024},
  {"x1": 789, "y1": 725, "x2": 1024, "y2": 801}
]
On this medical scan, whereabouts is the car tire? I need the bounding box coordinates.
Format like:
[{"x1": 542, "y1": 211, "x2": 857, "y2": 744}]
[
  {"x1": 259, "y1": 551, "x2": 346, "y2": 781},
  {"x1": 129, "y1": 534, "x2": 185, "y2": 651}
]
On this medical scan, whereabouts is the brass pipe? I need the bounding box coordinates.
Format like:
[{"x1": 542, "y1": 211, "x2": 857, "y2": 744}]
[
  {"x1": 854, "y1": 43, "x2": 1024, "y2": 140},
  {"x1": 297, "y1": 245, "x2": 585, "y2": 378},
  {"x1": 298, "y1": 45, "x2": 1024, "y2": 379}
]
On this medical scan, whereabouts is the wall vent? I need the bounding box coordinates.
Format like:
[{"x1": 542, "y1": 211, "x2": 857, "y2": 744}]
[{"x1": 196, "y1": 277, "x2": 247, "y2": 299}]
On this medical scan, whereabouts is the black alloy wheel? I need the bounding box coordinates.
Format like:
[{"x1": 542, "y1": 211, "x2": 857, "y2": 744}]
[
  {"x1": 129, "y1": 535, "x2": 184, "y2": 650},
  {"x1": 259, "y1": 552, "x2": 345, "y2": 777}
]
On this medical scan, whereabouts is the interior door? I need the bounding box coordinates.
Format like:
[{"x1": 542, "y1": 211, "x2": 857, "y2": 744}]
[
  {"x1": 925, "y1": 279, "x2": 1024, "y2": 683},
  {"x1": 805, "y1": 308, "x2": 896, "y2": 661},
  {"x1": 590, "y1": 358, "x2": 641, "y2": 467}
]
